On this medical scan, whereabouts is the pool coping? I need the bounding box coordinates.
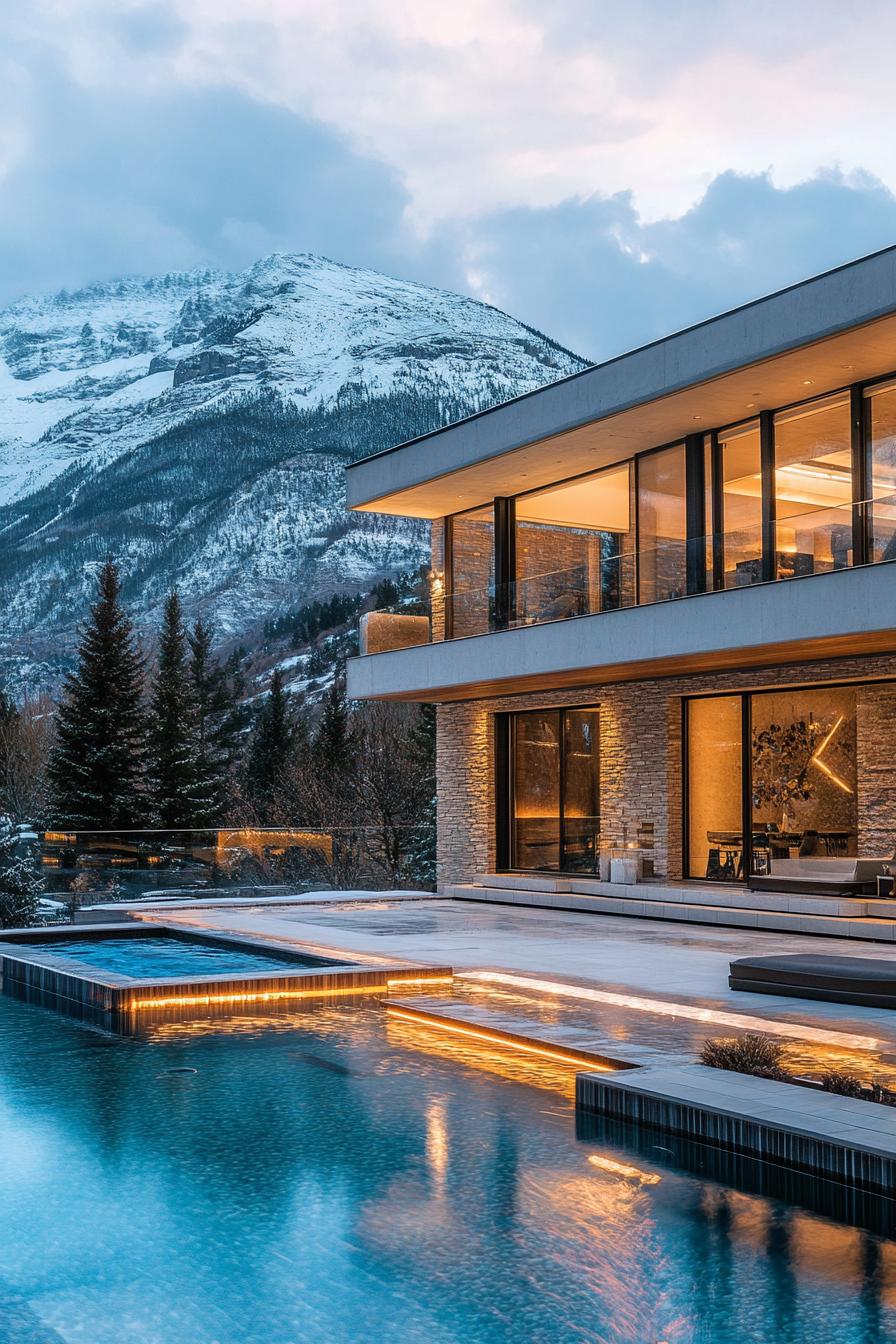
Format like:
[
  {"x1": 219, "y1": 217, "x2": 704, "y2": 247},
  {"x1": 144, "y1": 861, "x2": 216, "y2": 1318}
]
[{"x1": 0, "y1": 924, "x2": 453, "y2": 1024}]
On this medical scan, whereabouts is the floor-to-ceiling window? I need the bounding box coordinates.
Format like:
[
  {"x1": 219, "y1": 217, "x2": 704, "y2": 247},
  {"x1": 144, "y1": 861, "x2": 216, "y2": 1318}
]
[
  {"x1": 447, "y1": 504, "x2": 495, "y2": 638},
  {"x1": 637, "y1": 444, "x2": 687, "y2": 603},
  {"x1": 514, "y1": 462, "x2": 634, "y2": 625},
  {"x1": 750, "y1": 686, "x2": 857, "y2": 863},
  {"x1": 865, "y1": 380, "x2": 896, "y2": 562},
  {"x1": 443, "y1": 368, "x2": 896, "y2": 651},
  {"x1": 505, "y1": 706, "x2": 600, "y2": 872},
  {"x1": 773, "y1": 393, "x2": 854, "y2": 576},
  {"x1": 716, "y1": 421, "x2": 763, "y2": 587},
  {"x1": 686, "y1": 695, "x2": 744, "y2": 880},
  {"x1": 686, "y1": 684, "x2": 859, "y2": 881}
]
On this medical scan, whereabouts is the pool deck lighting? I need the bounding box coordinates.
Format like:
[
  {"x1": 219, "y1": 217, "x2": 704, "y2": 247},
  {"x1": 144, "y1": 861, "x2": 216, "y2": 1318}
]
[
  {"x1": 386, "y1": 1003, "x2": 617, "y2": 1070},
  {"x1": 458, "y1": 971, "x2": 881, "y2": 1052}
]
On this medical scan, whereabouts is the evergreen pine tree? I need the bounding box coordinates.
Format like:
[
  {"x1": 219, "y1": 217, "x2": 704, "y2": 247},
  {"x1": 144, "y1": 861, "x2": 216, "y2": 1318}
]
[
  {"x1": 49, "y1": 559, "x2": 148, "y2": 829},
  {"x1": 148, "y1": 592, "x2": 207, "y2": 829},
  {"x1": 315, "y1": 678, "x2": 350, "y2": 775},
  {"x1": 0, "y1": 821, "x2": 43, "y2": 928},
  {"x1": 406, "y1": 703, "x2": 437, "y2": 887},
  {"x1": 245, "y1": 668, "x2": 293, "y2": 820},
  {"x1": 188, "y1": 617, "x2": 242, "y2": 824}
]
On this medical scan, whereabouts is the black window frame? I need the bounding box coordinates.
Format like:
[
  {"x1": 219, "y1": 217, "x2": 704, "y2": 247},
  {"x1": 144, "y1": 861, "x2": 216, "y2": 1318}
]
[
  {"x1": 496, "y1": 703, "x2": 601, "y2": 874},
  {"x1": 683, "y1": 675, "x2": 881, "y2": 882},
  {"x1": 441, "y1": 366, "x2": 896, "y2": 641}
]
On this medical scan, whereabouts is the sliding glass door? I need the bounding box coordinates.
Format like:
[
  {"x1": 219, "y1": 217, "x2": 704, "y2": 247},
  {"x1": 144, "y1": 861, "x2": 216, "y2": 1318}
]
[
  {"x1": 686, "y1": 685, "x2": 859, "y2": 881},
  {"x1": 505, "y1": 707, "x2": 600, "y2": 872}
]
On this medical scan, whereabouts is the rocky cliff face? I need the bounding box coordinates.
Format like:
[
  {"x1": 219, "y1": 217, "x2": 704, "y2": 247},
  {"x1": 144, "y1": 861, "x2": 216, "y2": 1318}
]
[{"x1": 0, "y1": 253, "x2": 586, "y2": 694}]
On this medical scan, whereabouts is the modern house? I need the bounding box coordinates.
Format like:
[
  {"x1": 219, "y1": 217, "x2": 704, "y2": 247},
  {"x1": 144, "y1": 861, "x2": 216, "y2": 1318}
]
[{"x1": 346, "y1": 248, "x2": 896, "y2": 932}]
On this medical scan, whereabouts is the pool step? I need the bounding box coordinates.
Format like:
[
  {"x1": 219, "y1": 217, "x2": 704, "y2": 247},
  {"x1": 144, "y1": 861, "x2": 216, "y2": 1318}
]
[
  {"x1": 385, "y1": 995, "x2": 658, "y2": 1071},
  {"x1": 446, "y1": 879, "x2": 896, "y2": 942}
]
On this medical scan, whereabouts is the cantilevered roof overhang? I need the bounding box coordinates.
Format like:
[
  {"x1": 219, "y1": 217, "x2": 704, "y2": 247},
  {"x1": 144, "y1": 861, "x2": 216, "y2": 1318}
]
[{"x1": 346, "y1": 246, "x2": 896, "y2": 519}]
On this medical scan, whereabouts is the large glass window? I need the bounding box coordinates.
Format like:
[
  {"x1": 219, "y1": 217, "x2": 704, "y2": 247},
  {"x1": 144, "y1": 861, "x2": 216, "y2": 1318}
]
[
  {"x1": 687, "y1": 685, "x2": 859, "y2": 881},
  {"x1": 774, "y1": 394, "x2": 853, "y2": 577},
  {"x1": 717, "y1": 421, "x2": 763, "y2": 587},
  {"x1": 514, "y1": 463, "x2": 634, "y2": 625},
  {"x1": 751, "y1": 686, "x2": 858, "y2": 865},
  {"x1": 686, "y1": 696, "x2": 743, "y2": 880},
  {"x1": 866, "y1": 381, "x2": 896, "y2": 562},
  {"x1": 637, "y1": 444, "x2": 687, "y2": 603},
  {"x1": 448, "y1": 505, "x2": 494, "y2": 638},
  {"x1": 508, "y1": 707, "x2": 600, "y2": 872}
]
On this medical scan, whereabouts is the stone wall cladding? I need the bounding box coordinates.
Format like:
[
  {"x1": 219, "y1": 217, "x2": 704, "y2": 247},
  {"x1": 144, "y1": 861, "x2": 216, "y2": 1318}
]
[{"x1": 435, "y1": 652, "x2": 896, "y2": 888}]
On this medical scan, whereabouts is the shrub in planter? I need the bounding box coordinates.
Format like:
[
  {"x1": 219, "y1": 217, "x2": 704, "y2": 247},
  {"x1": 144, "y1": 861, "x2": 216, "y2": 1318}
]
[
  {"x1": 700, "y1": 1033, "x2": 788, "y2": 1080},
  {"x1": 820, "y1": 1070, "x2": 866, "y2": 1098}
]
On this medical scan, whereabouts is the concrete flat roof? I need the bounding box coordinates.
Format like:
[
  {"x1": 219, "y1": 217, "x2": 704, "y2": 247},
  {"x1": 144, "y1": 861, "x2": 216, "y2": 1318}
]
[{"x1": 347, "y1": 246, "x2": 896, "y2": 518}]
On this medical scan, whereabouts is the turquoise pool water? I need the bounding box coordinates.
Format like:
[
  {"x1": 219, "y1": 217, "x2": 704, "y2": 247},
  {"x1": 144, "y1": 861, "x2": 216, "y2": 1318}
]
[
  {"x1": 1, "y1": 996, "x2": 894, "y2": 1344},
  {"x1": 17, "y1": 935, "x2": 331, "y2": 978}
]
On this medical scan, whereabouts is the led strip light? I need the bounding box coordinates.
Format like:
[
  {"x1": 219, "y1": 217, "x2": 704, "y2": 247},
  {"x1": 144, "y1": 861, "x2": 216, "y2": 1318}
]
[
  {"x1": 458, "y1": 971, "x2": 882, "y2": 1052},
  {"x1": 385, "y1": 1004, "x2": 615, "y2": 1070}
]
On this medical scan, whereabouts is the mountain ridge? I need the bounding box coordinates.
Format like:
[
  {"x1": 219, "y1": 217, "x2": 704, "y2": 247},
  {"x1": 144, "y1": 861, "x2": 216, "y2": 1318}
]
[{"x1": 0, "y1": 252, "x2": 588, "y2": 695}]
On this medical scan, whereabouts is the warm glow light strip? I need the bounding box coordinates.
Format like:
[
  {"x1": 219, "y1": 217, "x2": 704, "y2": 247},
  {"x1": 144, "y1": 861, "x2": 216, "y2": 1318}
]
[
  {"x1": 810, "y1": 755, "x2": 855, "y2": 795},
  {"x1": 129, "y1": 972, "x2": 451, "y2": 1011},
  {"x1": 129, "y1": 983, "x2": 389, "y2": 1010},
  {"x1": 587, "y1": 1155, "x2": 661, "y2": 1184},
  {"x1": 458, "y1": 972, "x2": 881, "y2": 1051},
  {"x1": 385, "y1": 1005, "x2": 615, "y2": 1070},
  {"x1": 386, "y1": 976, "x2": 454, "y2": 988},
  {"x1": 808, "y1": 714, "x2": 855, "y2": 794}
]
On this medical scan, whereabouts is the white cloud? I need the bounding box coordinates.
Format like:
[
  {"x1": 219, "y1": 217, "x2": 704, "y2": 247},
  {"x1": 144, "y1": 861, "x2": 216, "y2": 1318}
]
[{"x1": 14, "y1": 0, "x2": 896, "y2": 230}]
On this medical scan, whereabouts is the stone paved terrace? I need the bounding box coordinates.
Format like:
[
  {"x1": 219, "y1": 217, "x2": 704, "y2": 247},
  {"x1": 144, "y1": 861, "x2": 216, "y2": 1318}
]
[{"x1": 127, "y1": 895, "x2": 896, "y2": 1081}]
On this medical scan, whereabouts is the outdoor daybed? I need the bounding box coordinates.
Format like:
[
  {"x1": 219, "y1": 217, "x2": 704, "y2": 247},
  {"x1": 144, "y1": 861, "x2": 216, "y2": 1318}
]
[
  {"x1": 729, "y1": 953, "x2": 896, "y2": 1008},
  {"x1": 748, "y1": 857, "x2": 890, "y2": 897}
]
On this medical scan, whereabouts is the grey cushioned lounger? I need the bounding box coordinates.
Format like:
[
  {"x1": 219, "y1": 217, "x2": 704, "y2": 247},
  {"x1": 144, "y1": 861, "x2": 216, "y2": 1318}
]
[{"x1": 729, "y1": 954, "x2": 896, "y2": 1008}]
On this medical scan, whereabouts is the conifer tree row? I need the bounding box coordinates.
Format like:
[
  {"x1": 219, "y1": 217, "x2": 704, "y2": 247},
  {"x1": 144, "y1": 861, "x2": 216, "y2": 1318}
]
[
  {"x1": 244, "y1": 668, "x2": 293, "y2": 821},
  {"x1": 48, "y1": 561, "x2": 240, "y2": 831},
  {"x1": 148, "y1": 592, "x2": 210, "y2": 828}
]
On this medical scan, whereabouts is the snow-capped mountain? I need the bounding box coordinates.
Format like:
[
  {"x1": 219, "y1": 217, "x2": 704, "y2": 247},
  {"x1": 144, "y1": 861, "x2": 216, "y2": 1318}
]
[{"x1": 0, "y1": 253, "x2": 586, "y2": 693}]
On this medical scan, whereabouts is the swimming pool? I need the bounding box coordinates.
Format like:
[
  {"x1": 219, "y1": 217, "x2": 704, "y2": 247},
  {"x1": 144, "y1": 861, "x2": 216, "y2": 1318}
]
[
  {"x1": 1, "y1": 996, "x2": 893, "y2": 1343},
  {"x1": 15, "y1": 933, "x2": 332, "y2": 978}
]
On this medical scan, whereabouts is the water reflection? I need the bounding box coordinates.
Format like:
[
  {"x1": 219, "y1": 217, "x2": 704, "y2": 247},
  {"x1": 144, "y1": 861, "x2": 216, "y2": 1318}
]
[{"x1": 0, "y1": 997, "x2": 894, "y2": 1343}]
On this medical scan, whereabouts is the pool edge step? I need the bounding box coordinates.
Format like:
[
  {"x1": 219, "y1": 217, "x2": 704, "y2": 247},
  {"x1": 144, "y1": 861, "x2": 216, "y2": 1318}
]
[{"x1": 576, "y1": 1064, "x2": 896, "y2": 1196}]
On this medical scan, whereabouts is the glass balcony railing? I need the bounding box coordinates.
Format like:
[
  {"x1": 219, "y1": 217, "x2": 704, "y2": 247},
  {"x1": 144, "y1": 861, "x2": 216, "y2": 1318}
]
[{"x1": 358, "y1": 494, "x2": 896, "y2": 654}]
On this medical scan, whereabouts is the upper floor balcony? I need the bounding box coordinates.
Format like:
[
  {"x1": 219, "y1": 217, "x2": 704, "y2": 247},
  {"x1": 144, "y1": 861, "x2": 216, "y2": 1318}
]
[
  {"x1": 348, "y1": 539, "x2": 896, "y2": 703},
  {"x1": 346, "y1": 248, "x2": 896, "y2": 701}
]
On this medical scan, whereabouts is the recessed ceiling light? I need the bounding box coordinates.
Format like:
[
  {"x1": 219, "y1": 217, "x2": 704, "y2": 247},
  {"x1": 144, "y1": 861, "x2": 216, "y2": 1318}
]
[
  {"x1": 746, "y1": 402, "x2": 756, "y2": 408},
  {"x1": 803, "y1": 379, "x2": 813, "y2": 386}
]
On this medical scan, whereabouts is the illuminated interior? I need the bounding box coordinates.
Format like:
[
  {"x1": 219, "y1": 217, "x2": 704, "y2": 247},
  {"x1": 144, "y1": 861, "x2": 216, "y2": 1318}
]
[
  {"x1": 773, "y1": 394, "x2": 853, "y2": 575},
  {"x1": 867, "y1": 380, "x2": 896, "y2": 560},
  {"x1": 636, "y1": 443, "x2": 687, "y2": 603},
  {"x1": 508, "y1": 706, "x2": 600, "y2": 872},
  {"x1": 514, "y1": 461, "x2": 634, "y2": 622},
  {"x1": 687, "y1": 683, "x2": 859, "y2": 881},
  {"x1": 716, "y1": 420, "x2": 763, "y2": 587},
  {"x1": 447, "y1": 504, "x2": 495, "y2": 638},
  {"x1": 430, "y1": 371, "x2": 896, "y2": 650}
]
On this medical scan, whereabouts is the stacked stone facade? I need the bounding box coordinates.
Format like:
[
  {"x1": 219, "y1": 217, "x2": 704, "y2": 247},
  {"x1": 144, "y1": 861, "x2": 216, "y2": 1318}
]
[{"x1": 435, "y1": 652, "x2": 896, "y2": 888}]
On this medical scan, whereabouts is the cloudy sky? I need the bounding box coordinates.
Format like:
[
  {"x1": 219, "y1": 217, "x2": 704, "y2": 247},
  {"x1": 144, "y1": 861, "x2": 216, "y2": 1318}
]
[{"x1": 4, "y1": 0, "x2": 896, "y2": 357}]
